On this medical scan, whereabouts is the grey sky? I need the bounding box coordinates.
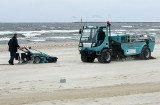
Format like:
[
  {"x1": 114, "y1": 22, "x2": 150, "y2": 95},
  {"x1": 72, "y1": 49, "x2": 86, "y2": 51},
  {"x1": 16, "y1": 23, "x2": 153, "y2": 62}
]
[{"x1": 0, "y1": 0, "x2": 159, "y2": 22}]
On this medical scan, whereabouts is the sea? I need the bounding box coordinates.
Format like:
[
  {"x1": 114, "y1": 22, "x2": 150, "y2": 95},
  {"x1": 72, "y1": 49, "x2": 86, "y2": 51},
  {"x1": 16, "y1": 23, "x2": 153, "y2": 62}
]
[{"x1": 0, "y1": 22, "x2": 160, "y2": 44}]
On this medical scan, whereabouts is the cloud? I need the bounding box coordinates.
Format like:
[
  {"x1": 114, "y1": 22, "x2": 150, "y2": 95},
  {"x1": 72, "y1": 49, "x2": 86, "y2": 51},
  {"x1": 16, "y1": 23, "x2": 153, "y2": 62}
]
[
  {"x1": 72, "y1": 16, "x2": 77, "y2": 19},
  {"x1": 92, "y1": 15, "x2": 102, "y2": 18}
]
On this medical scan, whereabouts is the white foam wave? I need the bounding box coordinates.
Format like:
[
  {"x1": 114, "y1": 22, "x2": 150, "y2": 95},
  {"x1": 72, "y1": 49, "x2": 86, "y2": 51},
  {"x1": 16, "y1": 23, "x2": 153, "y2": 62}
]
[
  {"x1": 30, "y1": 39, "x2": 46, "y2": 42},
  {"x1": 0, "y1": 37, "x2": 10, "y2": 41},
  {"x1": 47, "y1": 37, "x2": 72, "y2": 39},
  {"x1": 122, "y1": 26, "x2": 133, "y2": 28},
  {"x1": 114, "y1": 30, "x2": 126, "y2": 32},
  {"x1": 73, "y1": 34, "x2": 79, "y2": 36},
  {"x1": 49, "y1": 30, "x2": 78, "y2": 33},
  {"x1": 149, "y1": 33, "x2": 157, "y2": 35},
  {"x1": 0, "y1": 31, "x2": 13, "y2": 35},
  {"x1": 18, "y1": 31, "x2": 42, "y2": 37},
  {"x1": 0, "y1": 30, "x2": 79, "y2": 37},
  {"x1": 148, "y1": 29, "x2": 160, "y2": 31},
  {"x1": 29, "y1": 36, "x2": 72, "y2": 42}
]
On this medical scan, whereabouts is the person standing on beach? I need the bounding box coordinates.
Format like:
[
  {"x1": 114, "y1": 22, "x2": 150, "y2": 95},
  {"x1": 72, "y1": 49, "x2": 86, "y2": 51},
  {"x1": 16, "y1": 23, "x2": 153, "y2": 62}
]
[{"x1": 8, "y1": 33, "x2": 20, "y2": 65}]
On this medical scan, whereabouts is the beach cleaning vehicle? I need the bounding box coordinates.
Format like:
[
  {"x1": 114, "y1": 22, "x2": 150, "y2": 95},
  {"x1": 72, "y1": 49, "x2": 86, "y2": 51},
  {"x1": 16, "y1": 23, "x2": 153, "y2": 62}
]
[
  {"x1": 78, "y1": 21, "x2": 155, "y2": 63},
  {"x1": 17, "y1": 47, "x2": 58, "y2": 64}
]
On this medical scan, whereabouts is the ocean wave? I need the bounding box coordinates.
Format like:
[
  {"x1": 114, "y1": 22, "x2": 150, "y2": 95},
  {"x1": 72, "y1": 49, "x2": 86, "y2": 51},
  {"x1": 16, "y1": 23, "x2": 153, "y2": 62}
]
[
  {"x1": 121, "y1": 26, "x2": 133, "y2": 28},
  {"x1": 0, "y1": 37, "x2": 26, "y2": 41},
  {"x1": 0, "y1": 37, "x2": 10, "y2": 41},
  {"x1": 114, "y1": 30, "x2": 126, "y2": 32},
  {"x1": 46, "y1": 36, "x2": 72, "y2": 39},
  {"x1": 73, "y1": 33, "x2": 79, "y2": 36},
  {"x1": 0, "y1": 30, "x2": 79, "y2": 37},
  {"x1": 0, "y1": 31, "x2": 13, "y2": 35},
  {"x1": 30, "y1": 39, "x2": 46, "y2": 42},
  {"x1": 25, "y1": 36, "x2": 75, "y2": 42},
  {"x1": 148, "y1": 29, "x2": 160, "y2": 31}
]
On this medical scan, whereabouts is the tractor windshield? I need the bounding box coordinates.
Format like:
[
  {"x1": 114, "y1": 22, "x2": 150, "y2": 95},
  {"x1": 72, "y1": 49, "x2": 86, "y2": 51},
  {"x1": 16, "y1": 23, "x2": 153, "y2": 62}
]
[{"x1": 80, "y1": 28, "x2": 97, "y2": 43}]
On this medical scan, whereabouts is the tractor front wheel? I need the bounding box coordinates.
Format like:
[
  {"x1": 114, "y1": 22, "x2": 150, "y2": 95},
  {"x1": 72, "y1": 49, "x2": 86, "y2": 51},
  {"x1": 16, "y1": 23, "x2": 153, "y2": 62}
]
[
  {"x1": 33, "y1": 56, "x2": 41, "y2": 64},
  {"x1": 81, "y1": 55, "x2": 95, "y2": 63},
  {"x1": 98, "y1": 49, "x2": 111, "y2": 63}
]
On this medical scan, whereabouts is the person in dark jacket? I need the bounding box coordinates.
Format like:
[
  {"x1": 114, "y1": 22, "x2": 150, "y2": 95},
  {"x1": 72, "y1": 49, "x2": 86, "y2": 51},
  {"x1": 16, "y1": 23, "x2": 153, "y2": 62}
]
[
  {"x1": 97, "y1": 28, "x2": 105, "y2": 45},
  {"x1": 8, "y1": 33, "x2": 20, "y2": 65}
]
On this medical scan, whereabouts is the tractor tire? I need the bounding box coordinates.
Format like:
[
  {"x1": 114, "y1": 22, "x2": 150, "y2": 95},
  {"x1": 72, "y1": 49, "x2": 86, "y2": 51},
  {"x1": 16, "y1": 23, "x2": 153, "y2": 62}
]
[
  {"x1": 98, "y1": 49, "x2": 111, "y2": 63},
  {"x1": 139, "y1": 46, "x2": 151, "y2": 60},
  {"x1": 33, "y1": 56, "x2": 41, "y2": 64},
  {"x1": 87, "y1": 57, "x2": 95, "y2": 63},
  {"x1": 81, "y1": 55, "x2": 95, "y2": 63},
  {"x1": 81, "y1": 55, "x2": 88, "y2": 62}
]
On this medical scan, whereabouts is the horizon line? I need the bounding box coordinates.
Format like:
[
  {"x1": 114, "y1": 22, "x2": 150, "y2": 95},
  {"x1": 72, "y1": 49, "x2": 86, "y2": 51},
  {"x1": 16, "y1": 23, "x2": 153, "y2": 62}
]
[{"x1": 1, "y1": 21, "x2": 160, "y2": 23}]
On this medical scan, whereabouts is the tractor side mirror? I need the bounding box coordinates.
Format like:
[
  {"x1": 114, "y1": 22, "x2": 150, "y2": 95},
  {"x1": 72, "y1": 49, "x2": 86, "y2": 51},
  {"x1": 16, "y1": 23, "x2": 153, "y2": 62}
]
[{"x1": 79, "y1": 29, "x2": 83, "y2": 34}]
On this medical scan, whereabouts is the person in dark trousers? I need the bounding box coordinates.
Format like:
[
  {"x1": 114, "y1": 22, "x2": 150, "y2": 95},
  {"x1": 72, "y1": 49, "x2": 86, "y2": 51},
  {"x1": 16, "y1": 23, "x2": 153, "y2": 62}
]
[
  {"x1": 8, "y1": 33, "x2": 20, "y2": 65},
  {"x1": 97, "y1": 28, "x2": 105, "y2": 45}
]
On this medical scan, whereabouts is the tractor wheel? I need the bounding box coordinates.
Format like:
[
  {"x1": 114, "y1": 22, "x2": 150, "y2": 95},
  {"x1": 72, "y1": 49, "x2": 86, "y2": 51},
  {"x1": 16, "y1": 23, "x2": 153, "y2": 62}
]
[
  {"x1": 81, "y1": 55, "x2": 95, "y2": 63},
  {"x1": 87, "y1": 57, "x2": 95, "y2": 63},
  {"x1": 81, "y1": 55, "x2": 87, "y2": 62},
  {"x1": 139, "y1": 46, "x2": 151, "y2": 60},
  {"x1": 98, "y1": 49, "x2": 111, "y2": 63},
  {"x1": 33, "y1": 56, "x2": 41, "y2": 64}
]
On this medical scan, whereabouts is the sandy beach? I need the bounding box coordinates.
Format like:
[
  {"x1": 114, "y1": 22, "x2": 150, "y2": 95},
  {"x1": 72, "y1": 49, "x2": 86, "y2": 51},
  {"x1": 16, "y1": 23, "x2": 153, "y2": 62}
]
[{"x1": 0, "y1": 42, "x2": 160, "y2": 105}]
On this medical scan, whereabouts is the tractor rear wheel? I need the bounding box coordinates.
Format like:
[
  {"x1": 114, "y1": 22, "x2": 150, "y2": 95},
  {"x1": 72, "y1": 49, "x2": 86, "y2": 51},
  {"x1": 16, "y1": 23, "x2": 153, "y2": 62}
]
[
  {"x1": 33, "y1": 56, "x2": 41, "y2": 64},
  {"x1": 139, "y1": 46, "x2": 151, "y2": 60},
  {"x1": 98, "y1": 49, "x2": 111, "y2": 63}
]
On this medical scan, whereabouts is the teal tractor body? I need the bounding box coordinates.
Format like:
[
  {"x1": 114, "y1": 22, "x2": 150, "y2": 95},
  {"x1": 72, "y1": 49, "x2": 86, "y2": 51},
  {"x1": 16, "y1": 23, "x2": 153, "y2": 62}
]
[
  {"x1": 78, "y1": 22, "x2": 155, "y2": 63},
  {"x1": 31, "y1": 52, "x2": 57, "y2": 64},
  {"x1": 20, "y1": 47, "x2": 58, "y2": 64}
]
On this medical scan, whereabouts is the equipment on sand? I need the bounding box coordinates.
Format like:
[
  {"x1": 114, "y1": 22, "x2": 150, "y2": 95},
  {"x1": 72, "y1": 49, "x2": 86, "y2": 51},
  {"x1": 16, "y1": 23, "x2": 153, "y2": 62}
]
[
  {"x1": 17, "y1": 47, "x2": 58, "y2": 64},
  {"x1": 78, "y1": 21, "x2": 155, "y2": 63}
]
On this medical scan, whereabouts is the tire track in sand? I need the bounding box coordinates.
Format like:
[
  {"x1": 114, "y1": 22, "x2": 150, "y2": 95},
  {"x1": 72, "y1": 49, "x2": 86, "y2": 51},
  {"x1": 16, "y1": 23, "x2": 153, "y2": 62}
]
[{"x1": 1, "y1": 82, "x2": 160, "y2": 105}]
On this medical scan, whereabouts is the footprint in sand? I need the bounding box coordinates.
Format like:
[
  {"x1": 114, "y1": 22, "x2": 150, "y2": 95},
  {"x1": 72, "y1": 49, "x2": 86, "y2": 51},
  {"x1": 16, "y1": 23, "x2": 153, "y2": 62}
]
[
  {"x1": 12, "y1": 88, "x2": 21, "y2": 90},
  {"x1": 5, "y1": 81, "x2": 10, "y2": 84}
]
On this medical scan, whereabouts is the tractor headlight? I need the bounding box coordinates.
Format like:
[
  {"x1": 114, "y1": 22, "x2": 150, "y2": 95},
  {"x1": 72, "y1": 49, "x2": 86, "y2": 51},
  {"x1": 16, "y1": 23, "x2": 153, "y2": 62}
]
[
  {"x1": 83, "y1": 26, "x2": 87, "y2": 29},
  {"x1": 91, "y1": 43, "x2": 96, "y2": 47},
  {"x1": 79, "y1": 43, "x2": 83, "y2": 47}
]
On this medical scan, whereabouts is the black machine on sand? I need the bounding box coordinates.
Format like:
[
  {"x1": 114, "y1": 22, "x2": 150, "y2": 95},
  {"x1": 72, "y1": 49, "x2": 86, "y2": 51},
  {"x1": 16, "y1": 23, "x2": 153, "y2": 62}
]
[{"x1": 16, "y1": 47, "x2": 58, "y2": 64}]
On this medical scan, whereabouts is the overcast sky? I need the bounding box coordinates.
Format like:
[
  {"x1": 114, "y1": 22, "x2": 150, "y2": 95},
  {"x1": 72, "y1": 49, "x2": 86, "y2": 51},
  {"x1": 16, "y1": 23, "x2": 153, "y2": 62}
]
[{"x1": 0, "y1": 0, "x2": 159, "y2": 22}]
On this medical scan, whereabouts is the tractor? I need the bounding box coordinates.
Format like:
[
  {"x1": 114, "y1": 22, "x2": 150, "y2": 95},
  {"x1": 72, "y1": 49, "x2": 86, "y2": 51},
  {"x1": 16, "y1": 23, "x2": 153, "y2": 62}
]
[
  {"x1": 78, "y1": 22, "x2": 155, "y2": 63},
  {"x1": 18, "y1": 47, "x2": 58, "y2": 64}
]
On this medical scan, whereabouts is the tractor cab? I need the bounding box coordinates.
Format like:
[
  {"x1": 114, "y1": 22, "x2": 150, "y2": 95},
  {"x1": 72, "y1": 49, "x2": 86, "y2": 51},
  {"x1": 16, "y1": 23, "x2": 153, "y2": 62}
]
[
  {"x1": 79, "y1": 24, "x2": 112, "y2": 63},
  {"x1": 79, "y1": 26, "x2": 110, "y2": 49},
  {"x1": 79, "y1": 26, "x2": 98, "y2": 47},
  {"x1": 79, "y1": 26, "x2": 97, "y2": 44}
]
